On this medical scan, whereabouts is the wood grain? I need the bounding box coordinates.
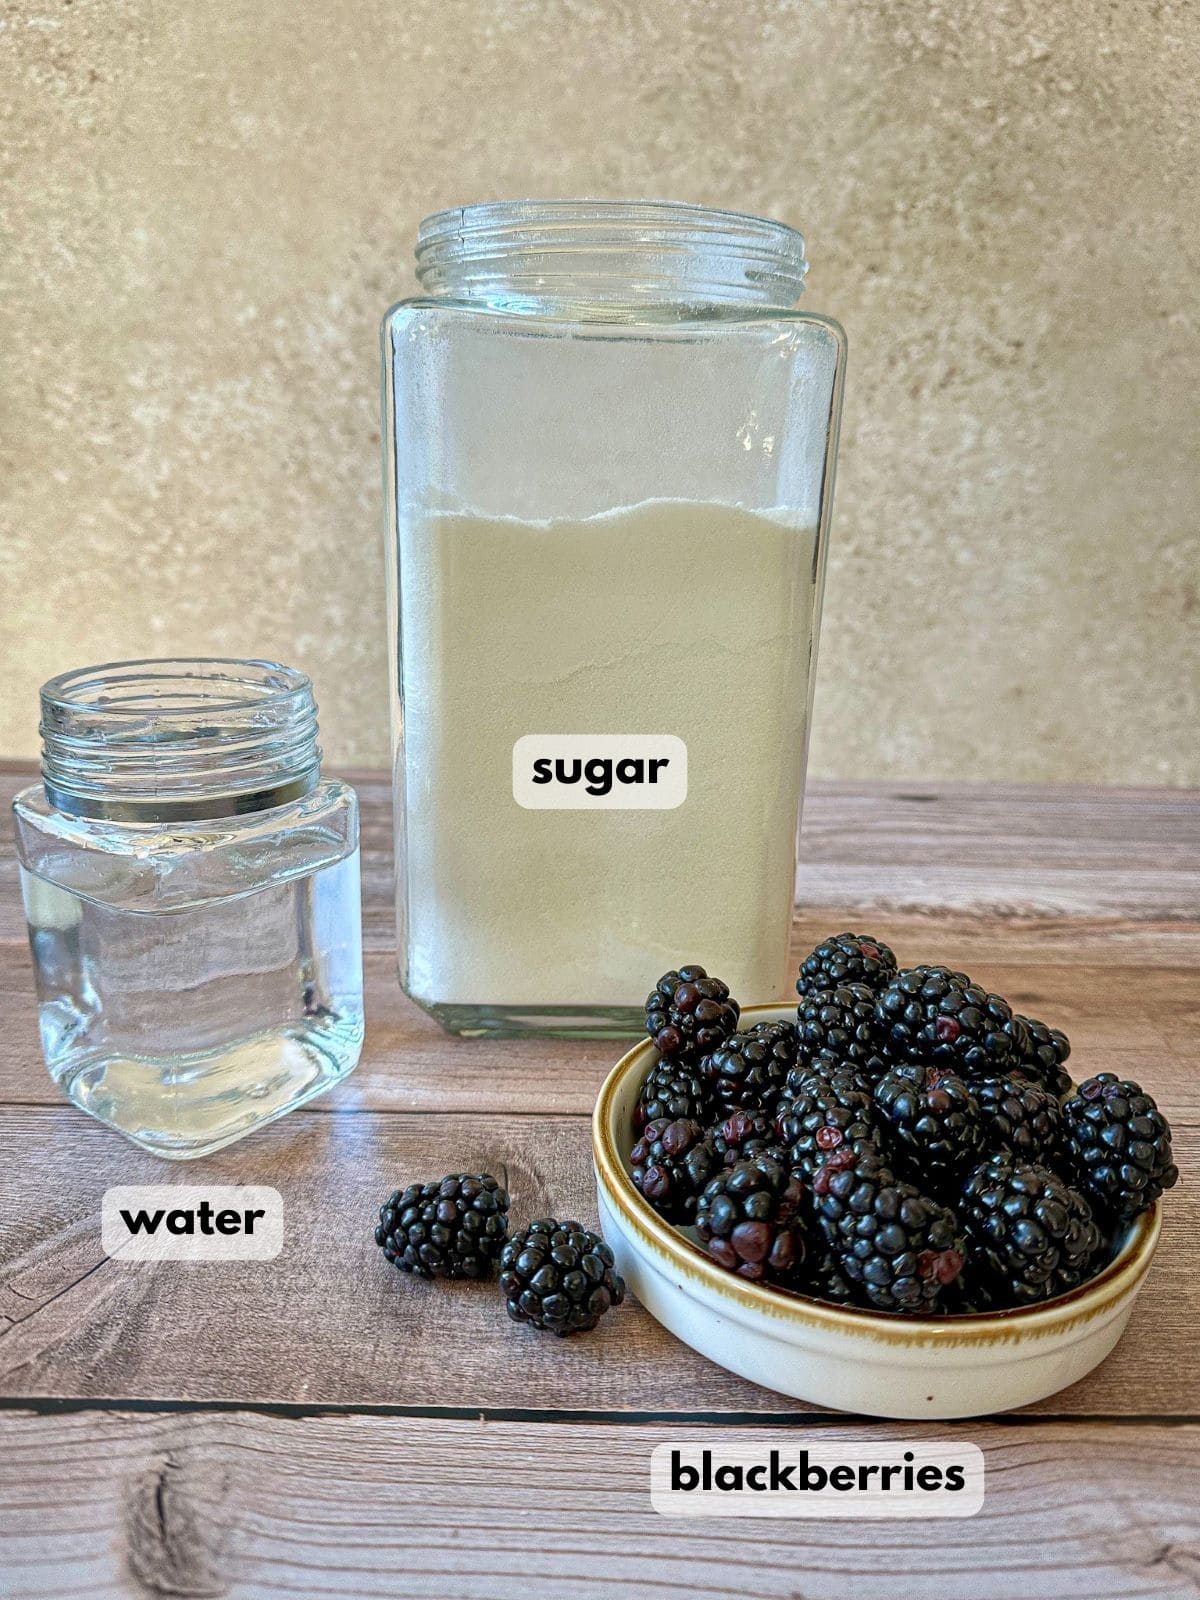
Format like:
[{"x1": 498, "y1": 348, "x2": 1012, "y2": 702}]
[
  {"x1": 1, "y1": 1409, "x2": 1198, "y2": 1600},
  {"x1": 1, "y1": 943, "x2": 1197, "y2": 1116},
  {"x1": 2, "y1": 763, "x2": 1197, "y2": 949},
  {"x1": 0, "y1": 1105, "x2": 1195, "y2": 1416},
  {"x1": 6, "y1": 758, "x2": 1198, "y2": 1116},
  {"x1": 1, "y1": 762, "x2": 1197, "y2": 1597}
]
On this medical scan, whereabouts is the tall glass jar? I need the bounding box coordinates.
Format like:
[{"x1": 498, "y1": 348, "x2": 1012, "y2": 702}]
[
  {"x1": 12, "y1": 659, "x2": 364, "y2": 1158},
  {"x1": 382, "y1": 200, "x2": 846, "y2": 1037}
]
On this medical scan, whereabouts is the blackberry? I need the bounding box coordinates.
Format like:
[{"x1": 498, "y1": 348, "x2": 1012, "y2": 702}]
[
  {"x1": 936, "y1": 1267, "x2": 999, "y2": 1316},
  {"x1": 629, "y1": 1117, "x2": 718, "y2": 1222},
  {"x1": 644, "y1": 964, "x2": 739, "y2": 1064},
  {"x1": 810, "y1": 1152, "x2": 965, "y2": 1314},
  {"x1": 1010, "y1": 1014, "x2": 1072, "y2": 1097},
  {"x1": 634, "y1": 1058, "x2": 709, "y2": 1133},
  {"x1": 960, "y1": 1154, "x2": 1102, "y2": 1305},
  {"x1": 795, "y1": 984, "x2": 888, "y2": 1079},
  {"x1": 375, "y1": 1173, "x2": 509, "y2": 1280},
  {"x1": 775, "y1": 1068, "x2": 885, "y2": 1182},
  {"x1": 793, "y1": 1241, "x2": 857, "y2": 1305},
  {"x1": 796, "y1": 932, "x2": 898, "y2": 997},
  {"x1": 695, "y1": 1155, "x2": 808, "y2": 1283},
  {"x1": 876, "y1": 967, "x2": 1021, "y2": 1076},
  {"x1": 873, "y1": 1062, "x2": 985, "y2": 1192},
  {"x1": 897, "y1": 962, "x2": 971, "y2": 985},
  {"x1": 700, "y1": 1020, "x2": 797, "y2": 1114},
  {"x1": 974, "y1": 1073, "x2": 1064, "y2": 1163},
  {"x1": 1062, "y1": 1074, "x2": 1178, "y2": 1223},
  {"x1": 800, "y1": 1246, "x2": 859, "y2": 1307},
  {"x1": 499, "y1": 1219, "x2": 625, "y2": 1336},
  {"x1": 784, "y1": 1055, "x2": 873, "y2": 1100},
  {"x1": 707, "y1": 1107, "x2": 785, "y2": 1169},
  {"x1": 752, "y1": 1017, "x2": 800, "y2": 1046}
]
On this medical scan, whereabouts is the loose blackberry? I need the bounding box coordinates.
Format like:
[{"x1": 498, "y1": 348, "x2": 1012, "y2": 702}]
[
  {"x1": 974, "y1": 1073, "x2": 1065, "y2": 1163},
  {"x1": 700, "y1": 1020, "x2": 797, "y2": 1114},
  {"x1": 1062, "y1": 1074, "x2": 1178, "y2": 1223},
  {"x1": 695, "y1": 1155, "x2": 808, "y2": 1283},
  {"x1": 499, "y1": 1219, "x2": 625, "y2": 1336},
  {"x1": 960, "y1": 1154, "x2": 1102, "y2": 1305},
  {"x1": 775, "y1": 1068, "x2": 886, "y2": 1182},
  {"x1": 630, "y1": 1117, "x2": 718, "y2": 1222},
  {"x1": 1010, "y1": 1014, "x2": 1072, "y2": 1097},
  {"x1": 707, "y1": 1107, "x2": 785, "y2": 1169},
  {"x1": 796, "y1": 932, "x2": 898, "y2": 997},
  {"x1": 375, "y1": 1173, "x2": 509, "y2": 1280},
  {"x1": 634, "y1": 1058, "x2": 709, "y2": 1133},
  {"x1": 810, "y1": 1152, "x2": 965, "y2": 1314},
  {"x1": 873, "y1": 1062, "x2": 985, "y2": 1193},
  {"x1": 644, "y1": 965, "x2": 739, "y2": 1064},
  {"x1": 795, "y1": 984, "x2": 888, "y2": 1079},
  {"x1": 876, "y1": 967, "x2": 1021, "y2": 1077}
]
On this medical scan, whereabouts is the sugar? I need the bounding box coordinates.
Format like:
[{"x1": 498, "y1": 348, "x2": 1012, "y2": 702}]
[{"x1": 396, "y1": 499, "x2": 819, "y2": 1009}]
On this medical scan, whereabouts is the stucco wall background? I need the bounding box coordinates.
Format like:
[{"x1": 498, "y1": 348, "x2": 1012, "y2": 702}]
[{"x1": 1, "y1": 0, "x2": 1196, "y2": 783}]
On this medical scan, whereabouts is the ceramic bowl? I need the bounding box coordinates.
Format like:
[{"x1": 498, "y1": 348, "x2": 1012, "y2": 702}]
[{"x1": 592, "y1": 1003, "x2": 1161, "y2": 1419}]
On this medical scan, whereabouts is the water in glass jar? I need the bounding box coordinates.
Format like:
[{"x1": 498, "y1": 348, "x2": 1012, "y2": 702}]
[{"x1": 20, "y1": 850, "x2": 364, "y2": 1158}]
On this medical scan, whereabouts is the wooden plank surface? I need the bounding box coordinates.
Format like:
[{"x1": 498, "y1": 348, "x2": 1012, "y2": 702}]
[
  {"x1": 2, "y1": 944, "x2": 1198, "y2": 1115},
  {"x1": 2, "y1": 763, "x2": 1198, "y2": 950},
  {"x1": 0, "y1": 1106, "x2": 1196, "y2": 1414},
  {"x1": 1, "y1": 1410, "x2": 1199, "y2": 1600},
  {"x1": 0, "y1": 763, "x2": 1197, "y2": 1598}
]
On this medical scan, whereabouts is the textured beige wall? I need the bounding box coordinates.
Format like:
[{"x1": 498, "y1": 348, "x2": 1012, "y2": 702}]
[{"x1": 2, "y1": 0, "x2": 1197, "y2": 783}]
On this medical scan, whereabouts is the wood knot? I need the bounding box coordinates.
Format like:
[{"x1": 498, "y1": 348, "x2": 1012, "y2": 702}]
[{"x1": 125, "y1": 1449, "x2": 229, "y2": 1598}]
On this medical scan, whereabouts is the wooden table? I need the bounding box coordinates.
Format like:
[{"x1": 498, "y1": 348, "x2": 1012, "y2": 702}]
[{"x1": 1, "y1": 763, "x2": 1197, "y2": 1598}]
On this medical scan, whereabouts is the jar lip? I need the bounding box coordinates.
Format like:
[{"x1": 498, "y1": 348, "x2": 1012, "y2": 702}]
[
  {"x1": 41, "y1": 657, "x2": 314, "y2": 720},
  {"x1": 415, "y1": 198, "x2": 809, "y2": 309},
  {"x1": 418, "y1": 198, "x2": 805, "y2": 249},
  {"x1": 38, "y1": 658, "x2": 322, "y2": 822}
]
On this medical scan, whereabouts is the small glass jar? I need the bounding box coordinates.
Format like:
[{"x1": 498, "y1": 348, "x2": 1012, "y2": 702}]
[
  {"x1": 12, "y1": 659, "x2": 364, "y2": 1158},
  {"x1": 382, "y1": 200, "x2": 846, "y2": 1037}
]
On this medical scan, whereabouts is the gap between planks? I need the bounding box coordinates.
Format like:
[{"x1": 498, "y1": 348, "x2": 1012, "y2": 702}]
[{"x1": 2, "y1": 1393, "x2": 1200, "y2": 1428}]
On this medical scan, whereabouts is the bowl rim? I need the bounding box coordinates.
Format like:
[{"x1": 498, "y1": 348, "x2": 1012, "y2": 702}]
[{"x1": 593, "y1": 1003, "x2": 1161, "y2": 1347}]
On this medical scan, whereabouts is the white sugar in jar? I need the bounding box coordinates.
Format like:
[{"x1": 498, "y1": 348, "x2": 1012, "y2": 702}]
[{"x1": 382, "y1": 201, "x2": 845, "y2": 1036}]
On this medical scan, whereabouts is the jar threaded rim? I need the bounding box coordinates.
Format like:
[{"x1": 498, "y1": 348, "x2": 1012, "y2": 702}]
[
  {"x1": 38, "y1": 658, "x2": 322, "y2": 822},
  {"x1": 415, "y1": 199, "x2": 809, "y2": 310}
]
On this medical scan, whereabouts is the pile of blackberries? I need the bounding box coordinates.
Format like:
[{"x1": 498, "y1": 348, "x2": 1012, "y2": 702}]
[
  {"x1": 374, "y1": 1174, "x2": 625, "y2": 1338},
  {"x1": 634, "y1": 942, "x2": 1178, "y2": 1315}
]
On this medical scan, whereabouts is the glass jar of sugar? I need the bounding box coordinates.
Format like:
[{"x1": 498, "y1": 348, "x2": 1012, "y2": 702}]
[
  {"x1": 382, "y1": 200, "x2": 846, "y2": 1036},
  {"x1": 12, "y1": 659, "x2": 364, "y2": 1157}
]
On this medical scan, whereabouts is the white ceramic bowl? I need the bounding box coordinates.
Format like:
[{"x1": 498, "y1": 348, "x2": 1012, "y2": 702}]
[{"x1": 593, "y1": 1004, "x2": 1161, "y2": 1419}]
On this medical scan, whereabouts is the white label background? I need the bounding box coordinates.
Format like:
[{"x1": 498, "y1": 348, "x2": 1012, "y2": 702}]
[
  {"x1": 650, "y1": 1441, "x2": 985, "y2": 1518},
  {"x1": 513, "y1": 735, "x2": 687, "y2": 810},
  {"x1": 102, "y1": 1186, "x2": 284, "y2": 1262}
]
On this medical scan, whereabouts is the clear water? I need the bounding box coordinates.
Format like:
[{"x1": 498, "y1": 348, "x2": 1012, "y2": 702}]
[{"x1": 21, "y1": 849, "x2": 364, "y2": 1158}]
